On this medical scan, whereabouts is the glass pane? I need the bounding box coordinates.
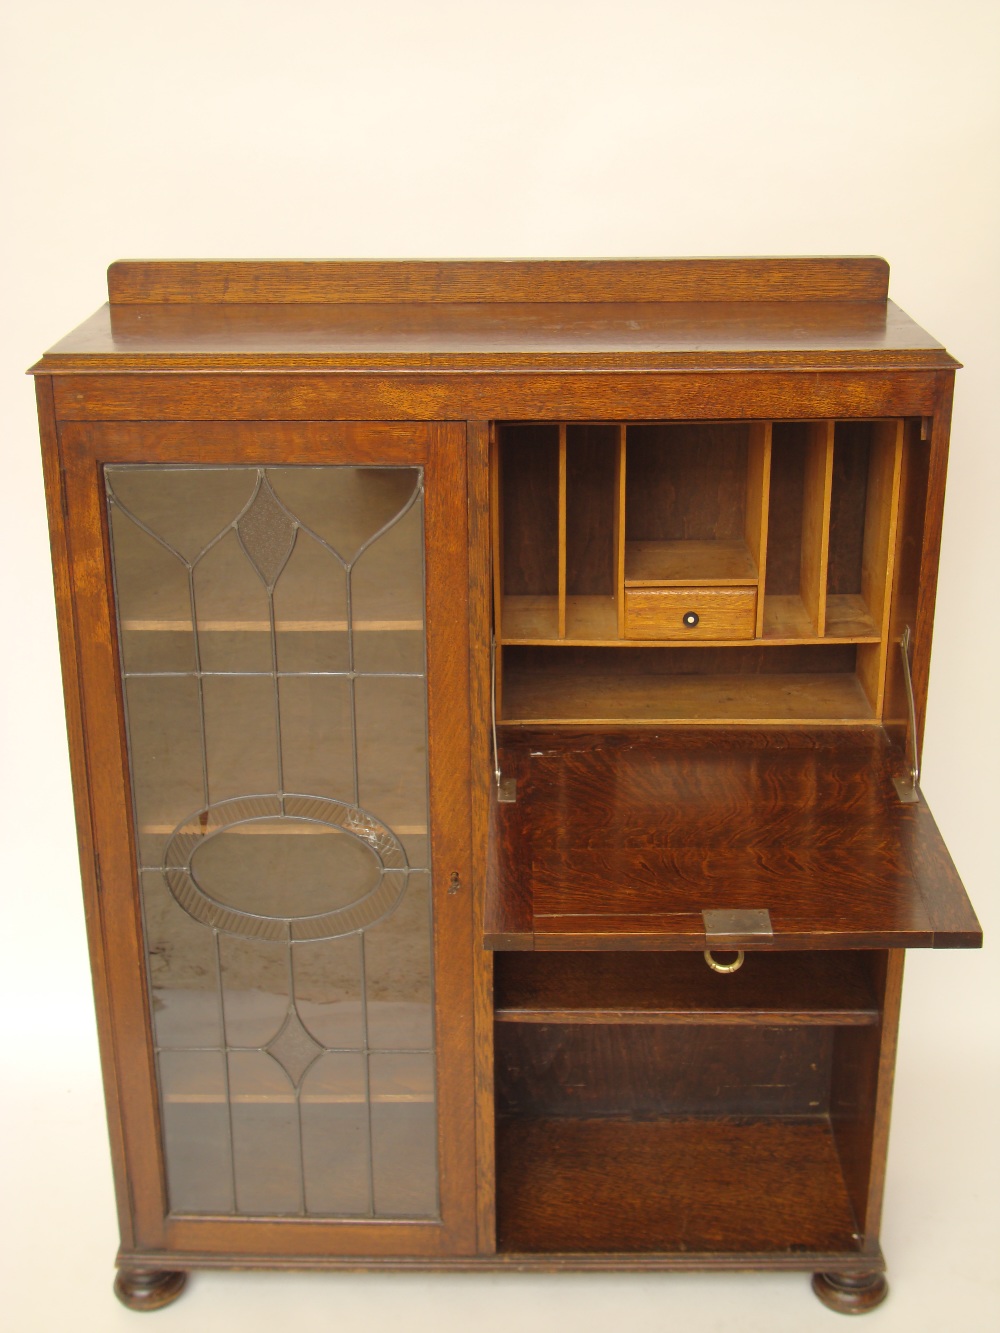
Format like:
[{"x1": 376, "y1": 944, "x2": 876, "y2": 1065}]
[
  {"x1": 194, "y1": 529, "x2": 273, "y2": 672},
  {"x1": 159, "y1": 1051, "x2": 234, "y2": 1214},
  {"x1": 143, "y1": 870, "x2": 222, "y2": 1049},
  {"x1": 273, "y1": 531, "x2": 349, "y2": 673},
  {"x1": 277, "y1": 676, "x2": 354, "y2": 803},
  {"x1": 203, "y1": 675, "x2": 280, "y2": 803},
  {"x1": 219, "y1": 935, "x2": 288, "y2": 1048},
  {"x1": 370, "y1": 1052, "x2": 437, "y2": 1217},
  {"x1": 266, "y1": 466, "x2": 419, "y2": 563},
  {"x1": 125, "y1": 677, "x2": 204, "y2": 866},
  {"x1": 293, "y1": 936, "x2": 365, "y2": 1049},
  {"x1": 107, "y1": 463, "x2": 437, "y2": 1222},
  {"x1": 355, "y1": 675, "x2": 429, "y2": 833},
  {"x1": 228, "y1": 1051, "x2": 302, "y2": 1214},
  {"x1": 352, "y1": 500, "x2": 425, "y2": 675},
  {"x1": 301, "y1": 1053, "x2": 371, "y2": 1215},
  {"x1": 365, "y1": 872, "x2": 433, "y2": 1050},
  {"x1": 108, "y1": 467, "x2": 256, "y2": 562},
  {"x1": 110, "y1": 505, "x2": 195, "y2": 674}
]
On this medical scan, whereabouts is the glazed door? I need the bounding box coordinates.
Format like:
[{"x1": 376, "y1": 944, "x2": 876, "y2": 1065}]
[{"x1": 59, "y1": 421, "x2": 476, "y2": 1259}]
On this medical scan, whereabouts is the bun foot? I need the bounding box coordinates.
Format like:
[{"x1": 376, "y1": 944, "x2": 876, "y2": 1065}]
[
  {"x1": 114, "y1": 1268, "x2": 188, "y2": 1311},
  {"x1": 812, "y1": 1271, "x2": 888, "y2": 1314}
]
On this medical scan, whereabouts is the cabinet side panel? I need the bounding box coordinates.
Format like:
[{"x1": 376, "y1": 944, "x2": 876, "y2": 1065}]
[
  {"x1": 467, "y1": 421, "x2": 496, "y2": 1252},
  {"x1": 910, "y1": 381, "x2": 955, "y2": 753},
  {"x1": 862, "y1": 949, "x2": 904, "y2": 1245},
  {"x1": 37, "y1": 386, "x2": 137, "y2": 1250},
  {"x1": 883, "y1": 420, "x2": 929, "y2": 750},
  {"x1": 829, "y1": 953, "x2": 888, "y2": 1243},
  {"x1": 60, "y1": 433, "x2": 168, "y2": 1248}
]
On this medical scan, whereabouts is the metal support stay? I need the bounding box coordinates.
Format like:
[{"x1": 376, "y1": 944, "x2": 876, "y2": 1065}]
[
  {"x1": 491, "y1": 633, "x2": 516, "y2": 802},
  {"x1": 892, "y1": 625, "x2": 921, "y2": 804}
]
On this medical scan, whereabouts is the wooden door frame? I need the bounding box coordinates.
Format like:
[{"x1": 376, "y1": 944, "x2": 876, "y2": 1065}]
[{"x1": 56, "y1": 419, "x2": 477, "y2": 1260}]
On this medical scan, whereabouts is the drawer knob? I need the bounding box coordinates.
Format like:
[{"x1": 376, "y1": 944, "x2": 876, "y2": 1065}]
[
  {"x1": 682, "y1": 611, "x2": 700, "y2": 627},
  {"x1": 704, "y1": 949, "x2": 745, "y2": 974}
]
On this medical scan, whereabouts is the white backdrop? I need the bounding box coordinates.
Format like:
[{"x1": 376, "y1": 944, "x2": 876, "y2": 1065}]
[{"x1": 2, "y1": 3, "x2": 997, "y2": 1329}]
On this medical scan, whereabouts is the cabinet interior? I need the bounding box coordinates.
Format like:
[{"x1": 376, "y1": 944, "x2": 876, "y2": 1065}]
[
  {"x1": 489, "y1": 419, "x2": 916, "y2": 1256},
  {"x1": 493, "y1": 950, "x2": 887, "y2": 1255},
  {"x1": 493, "y1": 419, "x2": 906, "y2": 726}
]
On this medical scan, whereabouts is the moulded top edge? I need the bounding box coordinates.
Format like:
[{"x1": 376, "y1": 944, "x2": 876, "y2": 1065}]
[{"x1": 28, "y1": 296, "x2": 960, "y2": 375}]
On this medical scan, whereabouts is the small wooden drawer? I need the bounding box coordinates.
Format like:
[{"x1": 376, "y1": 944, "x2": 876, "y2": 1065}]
[{"x1": 624, "y1": 586, "x2": 757, "y2": 640}]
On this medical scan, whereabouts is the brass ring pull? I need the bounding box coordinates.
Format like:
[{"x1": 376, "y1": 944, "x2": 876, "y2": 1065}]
[{"x1": 704, "y1": 949, "x2": 745, "y2": 974}]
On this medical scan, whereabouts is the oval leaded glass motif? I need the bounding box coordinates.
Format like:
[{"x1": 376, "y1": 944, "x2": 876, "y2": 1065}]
[{"x1": 163, "y1": 794, "x2": 408, "y2": 942}]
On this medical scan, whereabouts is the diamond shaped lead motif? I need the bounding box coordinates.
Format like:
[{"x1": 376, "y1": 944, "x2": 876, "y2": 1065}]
[
  {"x1": 237, "y1": 481, "x2": 296, "y2": 587},
  {"x1": 265, "y1": 1009, "x2": 323, "y2": 1086}
]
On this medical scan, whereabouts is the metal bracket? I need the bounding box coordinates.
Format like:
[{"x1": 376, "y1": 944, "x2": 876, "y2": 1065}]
[
  {"x1": 702, "y1": 908, "x2": 773, "y2": 946},
  {"x1": 491, "y1": 633, "x2": 517, "y2": 802},
  {"x1": 892, "y1": 625, "x2": 921, "y2": 804}
]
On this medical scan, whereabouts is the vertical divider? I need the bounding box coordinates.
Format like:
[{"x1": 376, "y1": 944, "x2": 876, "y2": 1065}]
[
  {"x1": 746, "y1": 421, "x2": 772, "y2": 638},
  {"x1": 490, "y1": 426, "x2": 504, "y2": 717},
  {"x1": 800, "y1": 421, "x2": 835, "y2": 636},
  {"x1": 614, "y1": 424, "x2": 627, "y2": 639},
  {"x1": 557, "y1": 423, "x2": 567, "y2": 639},
  {"x1": 857, "y1": 420, "x2": 905, "y2": 715}
]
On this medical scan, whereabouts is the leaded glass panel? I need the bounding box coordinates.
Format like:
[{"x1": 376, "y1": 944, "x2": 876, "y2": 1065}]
[{"x1": 106, "y1": 463, "x2": 437, "y2": 1220}]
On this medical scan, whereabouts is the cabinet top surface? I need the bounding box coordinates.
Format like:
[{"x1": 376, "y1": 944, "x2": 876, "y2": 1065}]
[{"x1": 30, "y1": 259, "x2": 957, "y2": 374}]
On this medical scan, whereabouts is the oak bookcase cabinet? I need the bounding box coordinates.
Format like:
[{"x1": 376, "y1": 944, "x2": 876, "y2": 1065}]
[{"x1": 31, "y1": 258, "x2": 981, "y2": 1316}]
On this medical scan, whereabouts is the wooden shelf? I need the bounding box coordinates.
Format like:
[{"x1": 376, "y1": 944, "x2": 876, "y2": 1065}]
[
  {"x1": 762, "y1": 594, "x2": 815, "y2": 640},
  {"x1": 503, "y1": 594, "x2": 880, "y2": 650},
  {"x1": 501, "y1": 595, "x2": 618, "y2": 644},
  {"x1": 140, "y1": 822, "x2": 427, "y2": 837},
  {"x1": 496, "y1": 1115, "x2": 860, "y2": 1254},
  {"x1": 825, "y1": 594, "x2": 879, "y2": 639},
  {"x1": 122, "y1": 618, "x2": 421, "y2": 633},
  {"x1": 501, "y1": 666, "x2": 874, "y2": 725},
  {"x1": 494, "y1": 952, "x2": 879, "y2": 1026},
  {"x1": 624, "y1": 539, "x2": 758, "y2": 585},
  {"x1": 501, "y1": 596, "x2": 559, "y2": 641},
  {"x1": 762, "y1": 594, "x2": 878, "y2": 643}
]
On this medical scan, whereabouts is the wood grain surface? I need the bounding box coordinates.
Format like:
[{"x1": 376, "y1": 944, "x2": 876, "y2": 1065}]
[
  {"x1": 48, "y1": 371, "x2": 946, "y2": 423},
  {"x1": 624, "y1": 587, "x2": 757, "y2": 640},
  {"x1": 494, "y1": 950, "x2": 880, "y2": 1025},
  {"x1": 105, "y1": 257, "x2": 892, "y2": 305},
  {"x1": 495, "y1": 1116, "x2": 860, "y2": 1254},
  {"x1": 485, "y1": 728, "x2": 981, "y2": 950}
]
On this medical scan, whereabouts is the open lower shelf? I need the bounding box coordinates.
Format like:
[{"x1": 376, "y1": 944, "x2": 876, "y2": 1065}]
[
  {"x1": 496, "y1": 1115, "x2": 859, "y2": 1254},
  {"x1": 501, "y1": 666, "x2": 874, "y2": 724},
  {"x1": 493, "y1": 952, "x2": 879, "y2": 1026}
]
